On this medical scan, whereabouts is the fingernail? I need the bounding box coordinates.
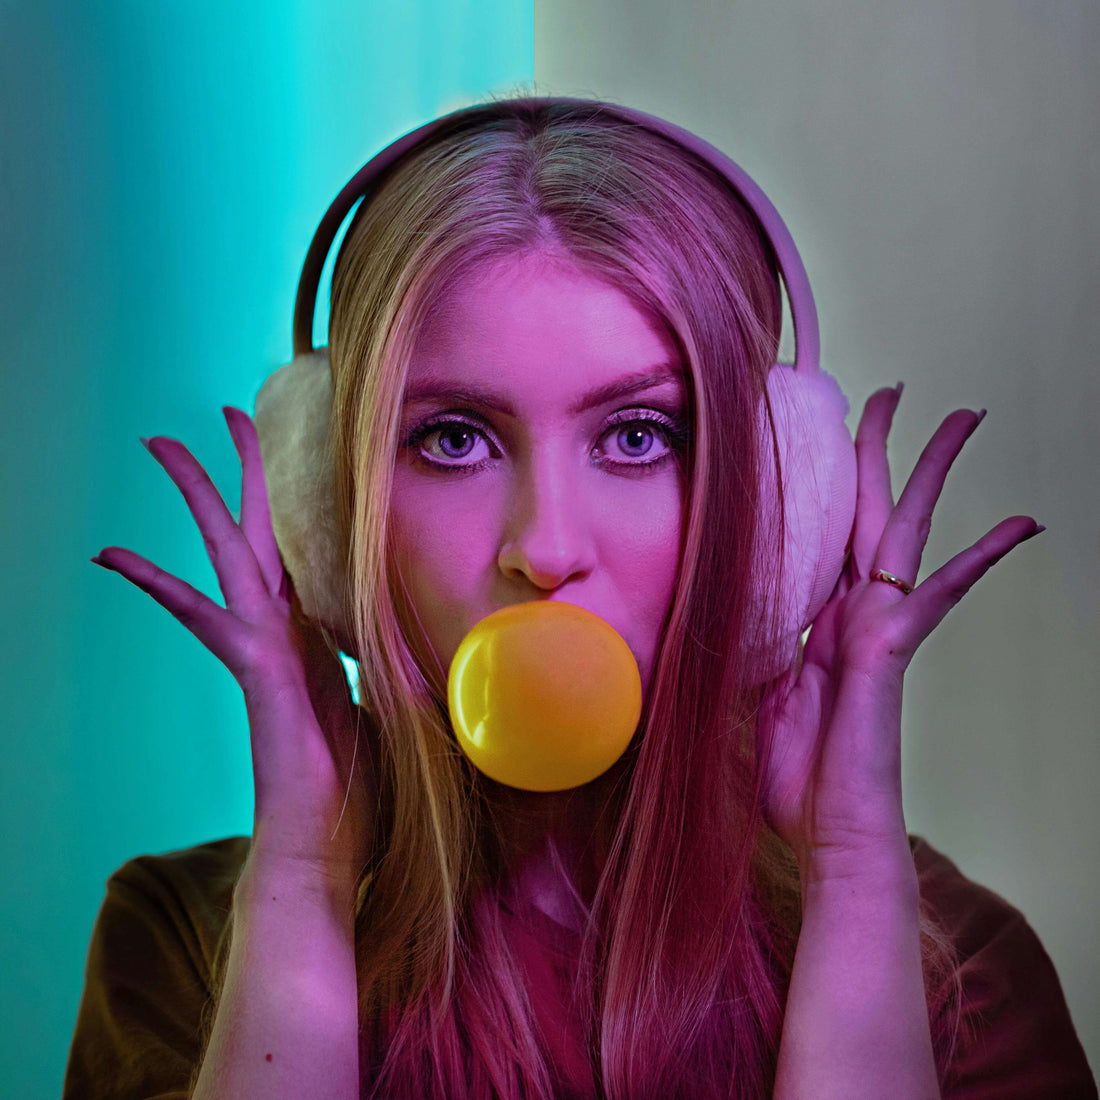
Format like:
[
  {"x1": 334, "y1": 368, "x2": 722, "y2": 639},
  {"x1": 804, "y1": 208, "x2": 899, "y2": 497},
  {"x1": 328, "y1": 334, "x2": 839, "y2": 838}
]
[
  {"x1": 90, "y1": 554, "x2": 115, "y2": 571},
  {"x1": 975, "y1": 408, "x2": 988, "y2": 424},
  {"x1": 139, "y1": 436, "x2": 152, "y2": 450},
  {"x1": 895, "y1": 381, "x2": 904, "y2": 396},
  {"x1": 1022, "y1": 524, "x2": 1046, "y2": 541}
]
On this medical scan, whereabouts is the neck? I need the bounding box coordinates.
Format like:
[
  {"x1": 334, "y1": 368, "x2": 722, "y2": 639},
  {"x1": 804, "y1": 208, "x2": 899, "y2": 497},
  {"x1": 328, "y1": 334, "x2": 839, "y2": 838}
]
[{"x1": 485, "y1": 761, "x2": 628, "y2": 922}]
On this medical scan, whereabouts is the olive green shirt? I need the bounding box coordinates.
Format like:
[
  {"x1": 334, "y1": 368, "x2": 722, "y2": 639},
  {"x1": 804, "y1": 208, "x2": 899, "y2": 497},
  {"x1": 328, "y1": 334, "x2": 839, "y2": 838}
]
[{"x1": 63, "y1": 835, "x2": 1096, "y2": 1098}]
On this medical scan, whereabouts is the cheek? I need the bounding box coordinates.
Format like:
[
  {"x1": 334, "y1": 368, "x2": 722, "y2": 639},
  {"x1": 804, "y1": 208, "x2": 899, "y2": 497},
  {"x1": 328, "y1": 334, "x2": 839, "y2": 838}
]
[
  {"x1": 392, "y1": 492, "x2": 492, "y2": 584},
  {"x1": 603, "y1": 469, "x2": 683, "y2": 561},
  {"x1": 595, "y1": 474, "x2": 685, "y2": 640},
  {"x1": 388, "y1": 477, "x2": 499, "y2": 645},
  {"x1": 616, "y1": 504, "x2": 681, "y2": 585}
]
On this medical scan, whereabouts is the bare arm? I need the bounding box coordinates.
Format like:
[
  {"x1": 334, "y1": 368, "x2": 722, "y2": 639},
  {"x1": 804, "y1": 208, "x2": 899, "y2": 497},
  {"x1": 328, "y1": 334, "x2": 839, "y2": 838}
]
[
  {"x1": 759, "y1": 386, "x2": 1042, "y2": 1097},
  {"x1": 774, "y1": 838, "x2": 938, "y2": 1098},
  {"x1": 94, "y1": 408, "x2": 374, "y2": 1095},
  {"x1": 191, "y1": 848, "x2": 359, "y2": 1098}
]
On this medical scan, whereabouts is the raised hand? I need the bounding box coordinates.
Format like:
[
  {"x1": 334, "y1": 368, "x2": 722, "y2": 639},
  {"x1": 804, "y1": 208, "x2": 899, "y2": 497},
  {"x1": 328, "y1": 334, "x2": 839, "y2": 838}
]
[
  {"x1": 92, "y1": 408, "x2": 373, "y2": 896},
  {"x1": 757, "y1": 384, "x2": 1043, "y2": 878}
]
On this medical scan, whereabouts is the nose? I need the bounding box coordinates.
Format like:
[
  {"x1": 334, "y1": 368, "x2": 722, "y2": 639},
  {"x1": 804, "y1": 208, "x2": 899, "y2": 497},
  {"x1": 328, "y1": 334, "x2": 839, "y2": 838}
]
[{"x1": 497, "y1": 454, "x2": 596, "y2": 591}]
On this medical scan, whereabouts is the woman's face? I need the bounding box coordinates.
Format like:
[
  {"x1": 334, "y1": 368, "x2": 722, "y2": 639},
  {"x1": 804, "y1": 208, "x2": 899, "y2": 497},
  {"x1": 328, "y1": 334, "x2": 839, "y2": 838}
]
[{"x1": 388, "y1": 253, "x2": 689, "y2": 706}]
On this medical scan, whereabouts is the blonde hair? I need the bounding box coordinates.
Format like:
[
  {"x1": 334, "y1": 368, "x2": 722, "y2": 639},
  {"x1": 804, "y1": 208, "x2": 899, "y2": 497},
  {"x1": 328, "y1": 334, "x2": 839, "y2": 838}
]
[{"x1": 215, "y1": 97, "x2": 963, "y2": 1096}]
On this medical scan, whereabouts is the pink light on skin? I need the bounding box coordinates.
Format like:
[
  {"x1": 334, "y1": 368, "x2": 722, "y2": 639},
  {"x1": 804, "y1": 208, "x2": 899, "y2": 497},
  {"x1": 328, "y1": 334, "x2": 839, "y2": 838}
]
[{"x1": 387, "y1": 252, "x2": 691, "y2": 723}]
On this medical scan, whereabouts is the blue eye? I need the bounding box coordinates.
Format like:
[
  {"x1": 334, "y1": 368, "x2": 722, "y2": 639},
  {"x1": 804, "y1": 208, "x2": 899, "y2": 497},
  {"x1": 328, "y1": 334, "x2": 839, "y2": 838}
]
[
  {"x1": 427, "y1": 424, "x2": 481, "y2": 460},
  {"x1": 402, "y1": 417, "x2": 496, "y2": 472},
  {"x1": 401, "y1": 409, "x2": 691, "y2": 475},
  {"x1": 599, "y1": 410, "x2": 690, "y2": 468}
]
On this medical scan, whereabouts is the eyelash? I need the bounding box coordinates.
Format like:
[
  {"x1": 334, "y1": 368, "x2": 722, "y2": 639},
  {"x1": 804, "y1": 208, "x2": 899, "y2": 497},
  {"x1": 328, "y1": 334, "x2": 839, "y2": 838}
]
[{"x1": 401, "y1": 408, "x2": 692, "y2": 476}]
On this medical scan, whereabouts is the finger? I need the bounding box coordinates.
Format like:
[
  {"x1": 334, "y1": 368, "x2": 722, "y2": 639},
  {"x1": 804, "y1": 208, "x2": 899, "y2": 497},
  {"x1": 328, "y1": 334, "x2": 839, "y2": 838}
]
[
  {"x1": 885, "y1": 515, "x2": 1043, "y2": 661},
  {"x1": 92, "y1": 545, "x2": 250, "y2": 676},
  {"x1": 142, "y1": 435, "x2": 269, "y2": 614},
  {"x1": 874, "y1": 407, "x2": 986, "y2": 586},
  {"x1": 222, "y1": 407, "x2": 285, "y2": 598},
  {"x1": 850, "y1": 384, "x2": 903, "y2": 577}
]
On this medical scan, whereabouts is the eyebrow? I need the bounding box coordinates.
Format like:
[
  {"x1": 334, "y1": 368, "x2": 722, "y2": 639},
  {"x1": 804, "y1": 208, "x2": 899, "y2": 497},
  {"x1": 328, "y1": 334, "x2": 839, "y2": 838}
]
[{"x1": 401, "y1": 364, "x2": 686, "y2": 418}]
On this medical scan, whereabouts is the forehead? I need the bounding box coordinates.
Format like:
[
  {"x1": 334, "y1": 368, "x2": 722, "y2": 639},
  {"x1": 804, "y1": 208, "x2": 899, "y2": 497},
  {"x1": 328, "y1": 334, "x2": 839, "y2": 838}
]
[{"x1": 405, "y1": 255, "x2": 684, "y2": 407}]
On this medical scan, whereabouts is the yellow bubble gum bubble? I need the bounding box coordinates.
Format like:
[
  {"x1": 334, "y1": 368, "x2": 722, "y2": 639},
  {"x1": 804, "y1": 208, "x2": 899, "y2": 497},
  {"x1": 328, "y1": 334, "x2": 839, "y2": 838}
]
[{"x1": 447, "y1": 601, "x2": 642, "y2": 792}]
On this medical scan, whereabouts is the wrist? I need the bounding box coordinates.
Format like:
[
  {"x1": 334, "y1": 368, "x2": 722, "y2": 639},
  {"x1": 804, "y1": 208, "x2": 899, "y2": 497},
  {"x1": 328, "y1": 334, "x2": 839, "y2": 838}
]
[
  {"x1": 780, "y1": 831, "x2": 935, "y2": 1099},
  {"x1": 196, "y1": 832, "x2": 360, "y2": 1098},
  {"x1": 239, "y1": 834, "x2": 361, "y2": 924},
  {"x1": 799, "y1": 830, "x2": 917, "y2": 903}
]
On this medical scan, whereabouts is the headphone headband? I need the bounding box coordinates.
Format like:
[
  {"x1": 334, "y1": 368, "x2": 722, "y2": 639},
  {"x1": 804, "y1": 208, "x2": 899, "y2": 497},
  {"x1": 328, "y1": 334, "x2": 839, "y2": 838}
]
[
  {"x1": 263, "y1": 96, "x2": 854, "y2": 674},
  {"x1": 291, "y1": 96, "x2": 820, "y2": 372}
]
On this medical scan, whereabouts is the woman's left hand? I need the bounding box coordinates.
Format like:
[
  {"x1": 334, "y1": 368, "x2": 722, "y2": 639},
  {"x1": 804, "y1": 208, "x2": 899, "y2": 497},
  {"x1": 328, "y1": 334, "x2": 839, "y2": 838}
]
[{"x1": 757, "y1": 383, "x2": 1043, "y2": 880}]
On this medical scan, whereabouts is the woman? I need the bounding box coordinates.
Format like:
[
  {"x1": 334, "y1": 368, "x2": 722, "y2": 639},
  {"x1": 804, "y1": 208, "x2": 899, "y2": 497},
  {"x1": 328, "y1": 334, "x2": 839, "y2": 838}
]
[{"x1": 65, "y1": 98, "x2": 1095, "y2": 1098}]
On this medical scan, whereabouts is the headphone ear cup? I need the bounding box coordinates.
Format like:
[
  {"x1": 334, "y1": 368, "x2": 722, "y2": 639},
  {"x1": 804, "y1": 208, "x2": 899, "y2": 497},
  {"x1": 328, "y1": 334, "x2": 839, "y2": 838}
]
[
  {"x1": 746, "y1": 364, "x2": 857, "y2": 682},
  {"x1": 254, "y1": 349, "x2": 353, "y2": 649},
  {"x1": 254, "y1": 354, "x2": 857, "y2": 679}
]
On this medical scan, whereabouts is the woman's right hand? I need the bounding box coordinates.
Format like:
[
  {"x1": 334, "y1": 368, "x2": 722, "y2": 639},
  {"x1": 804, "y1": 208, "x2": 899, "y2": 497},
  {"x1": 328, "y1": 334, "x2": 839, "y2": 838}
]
[{"x1": 92, "y1": 407, "x2": 373, "y2": 901}]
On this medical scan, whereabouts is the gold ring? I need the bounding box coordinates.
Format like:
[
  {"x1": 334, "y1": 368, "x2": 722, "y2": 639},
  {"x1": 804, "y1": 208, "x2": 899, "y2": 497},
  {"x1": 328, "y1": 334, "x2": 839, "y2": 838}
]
[{"x1": 870, "y1": 568, "x2": 914, "y2": 595}]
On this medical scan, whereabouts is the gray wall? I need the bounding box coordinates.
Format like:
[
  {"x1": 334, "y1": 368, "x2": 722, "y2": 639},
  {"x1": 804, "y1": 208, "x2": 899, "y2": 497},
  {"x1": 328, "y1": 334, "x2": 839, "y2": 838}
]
[{"x1": 536, "y1": 0, "x2": 1099, "y2": 1072}]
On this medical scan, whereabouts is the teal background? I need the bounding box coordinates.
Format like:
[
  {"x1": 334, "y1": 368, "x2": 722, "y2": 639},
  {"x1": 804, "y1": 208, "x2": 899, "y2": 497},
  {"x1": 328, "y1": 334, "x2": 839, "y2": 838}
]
[{"x1": 0, "y1": 2, "x2": 532, "y2": 1094}]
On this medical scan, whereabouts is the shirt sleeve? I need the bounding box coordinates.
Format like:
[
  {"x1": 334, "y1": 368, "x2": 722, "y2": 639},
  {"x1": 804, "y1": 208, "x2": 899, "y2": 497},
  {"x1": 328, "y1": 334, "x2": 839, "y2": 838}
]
[
  {"x1": 62, "y1": 837, "x2": 249, "y2": 1100},
  {"x1": 911, "y1": 837, "x2": 1097, "y2": 1099},
  {"x1": 63, "y1": 833, "x2": 1096, "y2": 1096}
]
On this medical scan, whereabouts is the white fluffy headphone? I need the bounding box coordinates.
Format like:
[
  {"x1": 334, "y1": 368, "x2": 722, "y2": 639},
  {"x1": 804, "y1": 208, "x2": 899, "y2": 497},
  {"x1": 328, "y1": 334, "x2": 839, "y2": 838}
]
[{"x1": 254, "y1": 98, "x2": 857, "y2": 679}]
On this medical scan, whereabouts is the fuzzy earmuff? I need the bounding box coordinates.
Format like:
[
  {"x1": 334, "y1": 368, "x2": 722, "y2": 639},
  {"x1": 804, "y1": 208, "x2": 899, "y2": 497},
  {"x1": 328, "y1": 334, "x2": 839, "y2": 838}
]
[
  {"x1": 252, "y1": 350, "x2": 856, "y2": 683},
  {"x1": 753, "y1": 364, "x2": 856, "y2": 674},
  {"x1": 253, "y1": 350, "x2": 350, "y2": 641}
]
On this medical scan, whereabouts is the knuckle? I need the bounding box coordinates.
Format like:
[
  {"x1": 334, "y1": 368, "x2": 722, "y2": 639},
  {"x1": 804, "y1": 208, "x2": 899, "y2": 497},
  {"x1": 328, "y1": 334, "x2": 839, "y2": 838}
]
[
  {"x1": 235, "y1": 630, "x2": 268, "y2": 671},
  {"x1": 923, "y1": 437, "x2": 954, "y2": 466},
  {"x1": 943, "y1": 580, "x2": 971, "y2": 606},
  {"x1": 175, "y1": 588, "x2": 206, "y2": 628},
  {"x1": 931, "y1": 570, "x2": 971, "y2": 607},
  {"x1": 917, "y1": 515, "x2": 932, "y2": 547},
  {"x1": 854, "y1": 428, "x2": 886, "y2": 450}
]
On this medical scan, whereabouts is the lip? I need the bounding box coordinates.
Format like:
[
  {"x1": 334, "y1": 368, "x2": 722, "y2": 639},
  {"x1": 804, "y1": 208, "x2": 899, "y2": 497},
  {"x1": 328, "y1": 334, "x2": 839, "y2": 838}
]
[
  {"x1": 490, "y1": 595, "x2": 604, "y2": 622},
  {"x1": 480, "y1": 598, "x2": 638, "y2": 664}
]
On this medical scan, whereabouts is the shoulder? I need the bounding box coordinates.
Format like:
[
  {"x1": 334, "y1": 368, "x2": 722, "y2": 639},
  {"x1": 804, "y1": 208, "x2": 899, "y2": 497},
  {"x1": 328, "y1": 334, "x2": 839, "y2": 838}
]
[
  {"x1": 103, "y1": 835, "x2": 252, "y2": 956},
  {"x1": 908, "y1": 835, "x2": 1097, "y2": 1099},
  {"x1": 95, "y1": 835, "x2": 252, "y2": 999},
  {"x1": 63, "y1": 836, "x2": 251, "y2": 1100}
]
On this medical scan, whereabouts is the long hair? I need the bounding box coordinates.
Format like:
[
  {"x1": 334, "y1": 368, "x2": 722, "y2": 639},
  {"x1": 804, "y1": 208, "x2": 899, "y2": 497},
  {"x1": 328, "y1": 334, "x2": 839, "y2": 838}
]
[{"x1": 228, "y1": 97, "x2": 962, "y2": 1097}]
